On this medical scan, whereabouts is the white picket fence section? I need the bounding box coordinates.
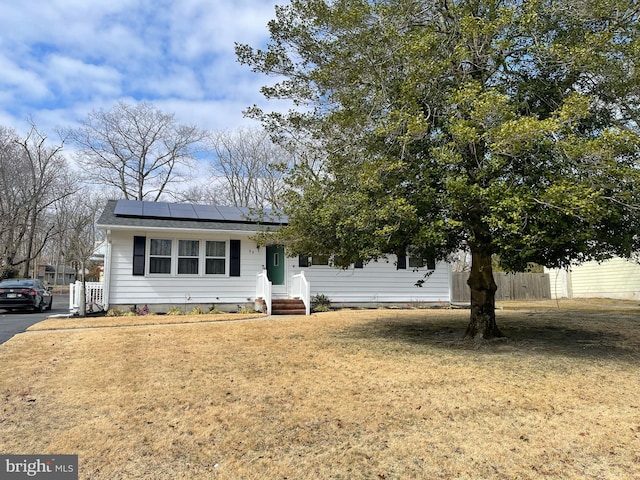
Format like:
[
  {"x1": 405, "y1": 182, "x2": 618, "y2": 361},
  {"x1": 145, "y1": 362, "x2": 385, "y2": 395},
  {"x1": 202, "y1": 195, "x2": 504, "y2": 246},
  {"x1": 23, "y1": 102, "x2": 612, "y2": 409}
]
[{"x1": 69, "y1": 281, "x2": 105, "y2": 314}]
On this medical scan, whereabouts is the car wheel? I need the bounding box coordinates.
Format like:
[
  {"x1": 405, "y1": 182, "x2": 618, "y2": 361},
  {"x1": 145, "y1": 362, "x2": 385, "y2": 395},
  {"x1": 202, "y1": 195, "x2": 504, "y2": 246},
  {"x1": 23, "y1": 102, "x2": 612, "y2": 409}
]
[{"x1": 38, "y1": 299, "x2": 46, "y2": 313}]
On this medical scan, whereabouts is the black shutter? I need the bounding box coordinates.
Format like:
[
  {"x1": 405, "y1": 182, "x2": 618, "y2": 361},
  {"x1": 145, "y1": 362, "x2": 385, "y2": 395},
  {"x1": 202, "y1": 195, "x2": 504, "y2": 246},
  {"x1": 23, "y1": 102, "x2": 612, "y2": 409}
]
[
  {"x1": 427, "y1": 257, "x2": 436, "y2": 270},
  {"x1": 299, "y1": 255, "x2": 309, "y2": 267},
  {"x1": 133, "y1": 236, "x2": 146, "y2": 276},
  {"x1": 230, "y1": 240, "x2": 241, "y2": 276},
  {"x1": 397, "y1": 255, "x2": 407, "y2": 270},
  {"x1": 354, "y1": 259, "x2": 364, "y2": 269}
]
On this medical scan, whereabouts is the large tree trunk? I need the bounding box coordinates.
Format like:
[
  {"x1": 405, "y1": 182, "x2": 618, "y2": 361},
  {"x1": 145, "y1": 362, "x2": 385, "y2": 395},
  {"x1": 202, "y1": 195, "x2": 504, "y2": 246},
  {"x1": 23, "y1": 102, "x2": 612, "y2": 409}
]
[{"x1": 465, "y1": 249, "x2": 503, "y2": 339}]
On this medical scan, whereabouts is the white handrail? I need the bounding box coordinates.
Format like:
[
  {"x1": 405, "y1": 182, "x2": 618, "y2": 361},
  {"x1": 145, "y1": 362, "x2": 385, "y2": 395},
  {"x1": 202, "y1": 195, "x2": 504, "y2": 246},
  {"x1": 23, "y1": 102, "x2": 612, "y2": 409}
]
[
  {"x1": 256, "y1": 270, "x2": 272, "y2": 315},
  {"x1": 292, "y1": 271, "x2": 311, "y2": 315}
]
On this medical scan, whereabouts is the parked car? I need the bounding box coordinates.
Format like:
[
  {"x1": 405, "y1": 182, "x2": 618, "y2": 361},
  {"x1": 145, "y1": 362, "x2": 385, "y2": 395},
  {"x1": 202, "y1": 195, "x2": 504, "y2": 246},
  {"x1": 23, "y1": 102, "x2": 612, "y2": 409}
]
[{"x1": 0, "y1": 279, "x2": 53, "y2": 312}]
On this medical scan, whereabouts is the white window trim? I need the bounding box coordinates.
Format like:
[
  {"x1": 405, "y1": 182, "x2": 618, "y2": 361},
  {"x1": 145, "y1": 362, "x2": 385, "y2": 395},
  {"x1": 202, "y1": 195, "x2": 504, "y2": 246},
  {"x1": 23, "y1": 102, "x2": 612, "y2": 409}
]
[
  {"x1": 204, "y1": 240, "x2": 227, "y2": 276},
  {"x1": 177, "y1": 239, "x2": 201, "y2": 276},
  {"x1": 145, "y1": 237, "x2": 230, "y2": 277},
  {"x1": 148, "y1": 238, "x2": 172, "y2": 275}
]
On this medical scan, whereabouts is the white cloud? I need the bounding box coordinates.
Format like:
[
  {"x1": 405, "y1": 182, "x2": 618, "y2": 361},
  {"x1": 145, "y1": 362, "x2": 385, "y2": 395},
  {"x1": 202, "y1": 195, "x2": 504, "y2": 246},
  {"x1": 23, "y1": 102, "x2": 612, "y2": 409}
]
[
  {"x1": 45, "y1": 55, "x2": 123, "y2": 98},
  {"x1": 0, "y1": 54, "x2": 51, "y2": 100},
  {"x1": 0, "y1": 0, "x2": 285, "y2": 136},
  {"x1": 143, "y1": 66, "x2": 204, "y2": 99},
  {"x1": 166, "y1": 0, "x2": 278, "y2": 58}
]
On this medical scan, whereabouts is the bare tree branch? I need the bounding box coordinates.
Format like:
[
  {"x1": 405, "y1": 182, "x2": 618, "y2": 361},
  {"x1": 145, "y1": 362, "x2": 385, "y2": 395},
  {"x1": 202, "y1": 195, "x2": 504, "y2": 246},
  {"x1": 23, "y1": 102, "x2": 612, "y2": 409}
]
[{"x1": 66, "y1": 101, "x2": 208, "y2": 201}]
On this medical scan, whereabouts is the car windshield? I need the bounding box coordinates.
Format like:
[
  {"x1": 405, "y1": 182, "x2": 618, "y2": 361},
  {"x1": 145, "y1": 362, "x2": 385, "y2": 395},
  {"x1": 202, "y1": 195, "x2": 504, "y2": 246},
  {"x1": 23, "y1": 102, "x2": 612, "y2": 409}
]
[{"x1": 0, "y1": 280, "x2": 36, "y2": 288}]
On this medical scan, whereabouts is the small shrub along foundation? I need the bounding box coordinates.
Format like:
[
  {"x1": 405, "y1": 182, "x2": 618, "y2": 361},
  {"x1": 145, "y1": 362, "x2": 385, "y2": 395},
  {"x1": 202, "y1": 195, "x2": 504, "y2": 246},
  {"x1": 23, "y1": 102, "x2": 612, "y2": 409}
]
[{"x1": 106, "y1": 302, "x2": 257, "y2": 316}]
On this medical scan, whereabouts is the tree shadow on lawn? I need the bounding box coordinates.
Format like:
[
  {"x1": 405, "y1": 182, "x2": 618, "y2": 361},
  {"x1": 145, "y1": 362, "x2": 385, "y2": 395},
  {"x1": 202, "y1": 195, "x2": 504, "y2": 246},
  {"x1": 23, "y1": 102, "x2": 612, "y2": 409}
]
[{"x1": 341, "y1": 310, "x2": 640, "y2": 362}]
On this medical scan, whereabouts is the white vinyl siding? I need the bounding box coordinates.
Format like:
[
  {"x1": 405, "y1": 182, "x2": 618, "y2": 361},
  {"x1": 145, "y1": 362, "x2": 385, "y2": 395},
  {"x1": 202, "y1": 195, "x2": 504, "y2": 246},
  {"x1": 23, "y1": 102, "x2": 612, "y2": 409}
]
[
  {"x1": 547, "y1": 257, "x2": 640, "y2": 300},
  {"x1": 106, "y1": 231, "x2": 262, "y2": 306},
  {"x1": 105, "y1": 230, "x2": 452, "y2": 308},
  {"x1": 289, "y1": 255, "x2": 450, "y2": 303}
]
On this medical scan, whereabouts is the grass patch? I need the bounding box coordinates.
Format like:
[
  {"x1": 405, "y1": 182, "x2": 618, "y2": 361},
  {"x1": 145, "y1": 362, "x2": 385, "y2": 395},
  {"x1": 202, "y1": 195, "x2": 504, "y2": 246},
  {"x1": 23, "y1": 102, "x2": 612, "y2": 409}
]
[
  {"x1": 1, "y1": 300, "x2": 639, "y2": 479},
  {"x1": 29, "y1": 312, "x2": 266, "y2": 331}
]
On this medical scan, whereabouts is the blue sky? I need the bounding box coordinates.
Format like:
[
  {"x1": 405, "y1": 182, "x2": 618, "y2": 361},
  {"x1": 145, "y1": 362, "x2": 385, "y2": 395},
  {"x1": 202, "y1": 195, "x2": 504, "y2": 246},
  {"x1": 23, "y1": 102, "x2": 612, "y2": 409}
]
[{"x1": 0, "y1": 0, "x2": 284, "y2": 136}]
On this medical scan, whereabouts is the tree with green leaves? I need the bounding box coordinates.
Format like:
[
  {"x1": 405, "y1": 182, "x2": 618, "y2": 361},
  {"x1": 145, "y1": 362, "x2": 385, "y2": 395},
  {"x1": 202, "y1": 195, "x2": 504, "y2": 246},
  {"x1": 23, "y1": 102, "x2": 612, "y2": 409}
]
[{"x1": 237, "y1": 0, "x2": 640, "y2": 339}]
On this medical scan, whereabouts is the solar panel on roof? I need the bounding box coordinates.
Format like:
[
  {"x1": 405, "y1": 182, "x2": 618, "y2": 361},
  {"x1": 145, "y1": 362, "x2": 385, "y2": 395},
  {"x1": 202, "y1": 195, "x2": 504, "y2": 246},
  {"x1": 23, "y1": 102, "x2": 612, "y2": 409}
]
[
  {"x1": 193, "y1": 204, "x2": 223, "y2": 220},
  {"x1": 142, "y1": 202, "x2": 171, "y2": 217},
  {"x1": 216, "y1": 206, "x2": 250, "y2": 222},
  {"x1": 113, "y1": 199, "x2": 285, "y2": 224},
  {"x1": 261, "y1": 208, "x2": 287, "y2": 223},
  {"x1": 114, "y1": 200, "x2": 143, "y2": 216},
  {"x1": 167, "y1": 204, "x2": 199, "y2": 219},
  {"x1": 243, "y1": 209, "x2": 266, "y2": 223}
]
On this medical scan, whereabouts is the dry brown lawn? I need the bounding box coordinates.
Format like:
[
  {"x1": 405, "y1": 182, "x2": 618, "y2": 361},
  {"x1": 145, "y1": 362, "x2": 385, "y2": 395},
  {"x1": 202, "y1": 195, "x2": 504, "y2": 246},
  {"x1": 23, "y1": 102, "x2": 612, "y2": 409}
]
[{"x1": 1, "y1": 299, "x2": 639, "y2": 479}]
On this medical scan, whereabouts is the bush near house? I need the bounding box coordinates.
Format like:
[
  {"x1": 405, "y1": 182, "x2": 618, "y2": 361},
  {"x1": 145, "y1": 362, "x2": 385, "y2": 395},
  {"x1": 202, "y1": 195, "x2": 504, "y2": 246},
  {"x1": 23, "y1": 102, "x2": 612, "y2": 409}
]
[{"x1": 312, "y1": 294, "x2": 331, "y2": 312}]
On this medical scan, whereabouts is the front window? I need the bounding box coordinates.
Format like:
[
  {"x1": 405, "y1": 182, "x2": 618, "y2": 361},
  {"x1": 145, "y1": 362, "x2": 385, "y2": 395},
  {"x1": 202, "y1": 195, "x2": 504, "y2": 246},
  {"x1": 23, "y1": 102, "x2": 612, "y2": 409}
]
[
  {"x1": 205, "y1": 241, "x2": 226, "y2": 274},
  {"x1": 178, "y1": 240, "x2": 199, "y2": 275},
  {"x1": 311, "y1": 254, "x2": 330, "y2": 266},
  {"x1": 409, "y1": 256, "x2": 425, "y2": 268},
  {"x1": 409, "y1": 255, "x2": 436, "y2": 270},
  {"x1": 145, "y1": 238, "x2": 232, "y2": 275},
  {"x1": 149, "y1": 239, "x2": 172, "y2": 274}
]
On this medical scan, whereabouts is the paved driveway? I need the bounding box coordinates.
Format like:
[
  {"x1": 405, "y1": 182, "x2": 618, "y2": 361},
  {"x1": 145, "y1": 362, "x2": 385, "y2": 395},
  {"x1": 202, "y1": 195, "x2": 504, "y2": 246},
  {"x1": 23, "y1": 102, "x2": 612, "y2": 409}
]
[{"x1": 0, "y1": 295, "x2": 69, "y2": 344}]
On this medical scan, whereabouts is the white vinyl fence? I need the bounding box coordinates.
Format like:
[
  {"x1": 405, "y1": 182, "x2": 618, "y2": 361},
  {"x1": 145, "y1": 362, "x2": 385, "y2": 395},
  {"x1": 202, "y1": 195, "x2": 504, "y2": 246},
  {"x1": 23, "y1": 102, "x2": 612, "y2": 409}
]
[{"x1": 69, "y1": 281, "x2": 105, "y2": 314}]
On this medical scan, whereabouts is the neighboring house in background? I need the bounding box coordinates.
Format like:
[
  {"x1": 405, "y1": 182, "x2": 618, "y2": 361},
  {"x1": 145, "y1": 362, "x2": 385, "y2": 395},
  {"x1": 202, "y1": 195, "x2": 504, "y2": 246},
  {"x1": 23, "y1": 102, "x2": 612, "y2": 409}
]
[
  {"x1": 91, "y1": 240, "x2": 107, "y2": 282},
  {"x1": 96, "y1": 200, "x2": 451, "y2": 313},
  {"x1": 37, "y1": 264, "x2": 76, "y2": 285},
  {"x1": 91, "y1": 240, "x2": 107, "y2": 262},
  {"x1": 546, "y1": 257, "x2": 640, "y2": 300}
]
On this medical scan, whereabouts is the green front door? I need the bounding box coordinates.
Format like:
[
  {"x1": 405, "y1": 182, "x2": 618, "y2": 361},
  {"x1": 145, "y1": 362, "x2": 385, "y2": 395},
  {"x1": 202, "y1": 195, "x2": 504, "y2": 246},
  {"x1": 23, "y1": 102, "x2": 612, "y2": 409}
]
[{"x1": 266, "y1": 245, "x2": 285, "y2": 285}]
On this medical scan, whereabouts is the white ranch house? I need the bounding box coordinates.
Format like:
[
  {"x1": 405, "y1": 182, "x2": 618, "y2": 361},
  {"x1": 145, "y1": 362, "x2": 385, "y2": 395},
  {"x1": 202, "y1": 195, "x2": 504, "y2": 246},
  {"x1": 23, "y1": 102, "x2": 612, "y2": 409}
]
[{"x1": 91, "y1": 200, "x2": 451, "y2": 315}]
